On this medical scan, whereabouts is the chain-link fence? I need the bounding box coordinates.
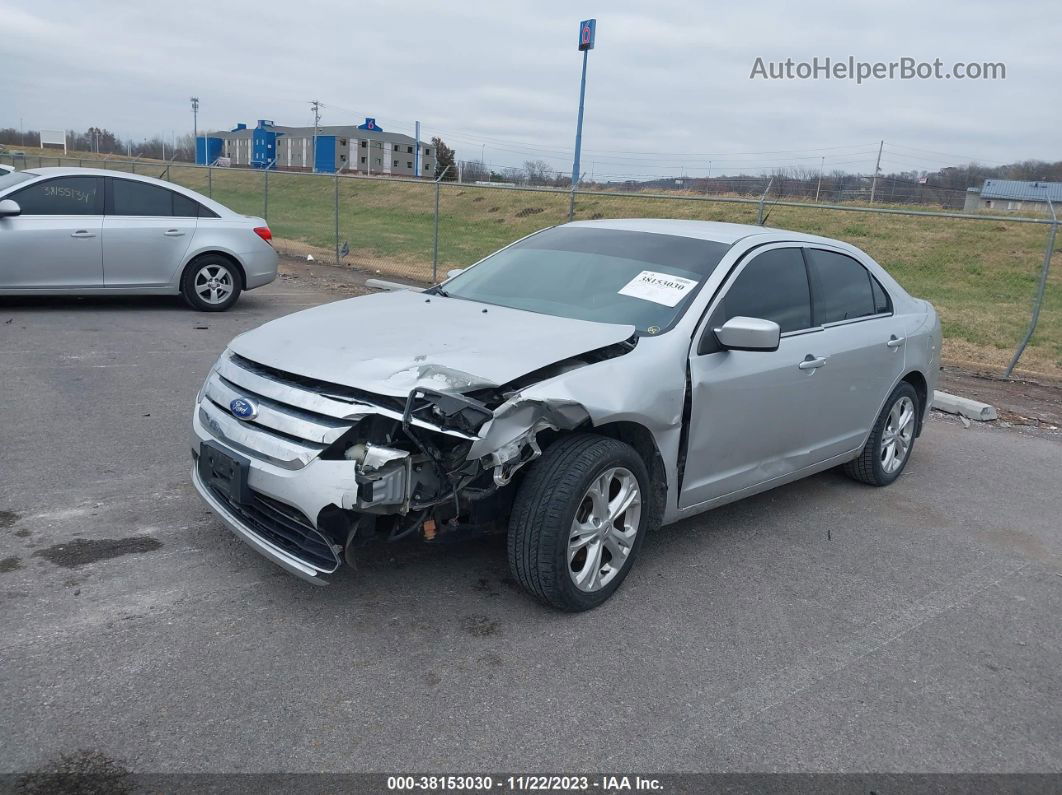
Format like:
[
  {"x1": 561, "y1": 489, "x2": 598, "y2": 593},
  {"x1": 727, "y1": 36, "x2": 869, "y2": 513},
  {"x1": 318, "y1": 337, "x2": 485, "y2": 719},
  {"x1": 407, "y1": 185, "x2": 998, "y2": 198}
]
[{"x1": 2, "y1": 153, "x2": 1058, "y2": 380}]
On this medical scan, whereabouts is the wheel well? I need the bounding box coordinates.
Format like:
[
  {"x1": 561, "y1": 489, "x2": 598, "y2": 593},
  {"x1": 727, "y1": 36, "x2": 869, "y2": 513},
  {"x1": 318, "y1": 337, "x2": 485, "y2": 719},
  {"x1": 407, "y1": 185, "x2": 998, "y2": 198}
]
[
  {"x1": 589, "y1": 421, "x2": 667, "y2": 529},
  {"x1": 901, "y1": 370, "x2": 929, "y2": 435},
  {"x1": 183, "y1": 251, "x2": 246, "y2": 289}
]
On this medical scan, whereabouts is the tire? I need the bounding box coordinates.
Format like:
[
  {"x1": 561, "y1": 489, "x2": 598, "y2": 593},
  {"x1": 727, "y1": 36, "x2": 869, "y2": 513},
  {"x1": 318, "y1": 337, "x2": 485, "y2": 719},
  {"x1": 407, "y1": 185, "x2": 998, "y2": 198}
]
[
  {"x1": 508, "y1": 433, "x2": 651, "y2": 612},
  {"x1": 181, "y1": 255, "x2": 242, "y2": 312},
  {"x1": 843, "y1": 381, "x2": 920, "y2": 487}
]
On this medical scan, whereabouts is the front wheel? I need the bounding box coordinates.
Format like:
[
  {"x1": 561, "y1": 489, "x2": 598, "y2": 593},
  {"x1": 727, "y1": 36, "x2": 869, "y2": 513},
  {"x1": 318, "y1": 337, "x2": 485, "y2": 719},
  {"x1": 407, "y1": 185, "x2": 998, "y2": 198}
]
[
  {"x1": 844, "y1": 381, "x2": 919, "y2": 486},
  {"x1": 508, "y1": 434, "x2": 650, "y2": 612},
  {"x1": 181, "y1": 256, "x2": 242, "y2": 312}
]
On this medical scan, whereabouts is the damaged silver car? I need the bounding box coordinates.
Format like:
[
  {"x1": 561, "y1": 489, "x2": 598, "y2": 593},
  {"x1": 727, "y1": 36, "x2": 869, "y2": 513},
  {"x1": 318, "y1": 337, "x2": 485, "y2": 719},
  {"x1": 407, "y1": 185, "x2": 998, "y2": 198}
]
[{"x1": 191, "y1": 219, "x2": 941, "y2": 611}]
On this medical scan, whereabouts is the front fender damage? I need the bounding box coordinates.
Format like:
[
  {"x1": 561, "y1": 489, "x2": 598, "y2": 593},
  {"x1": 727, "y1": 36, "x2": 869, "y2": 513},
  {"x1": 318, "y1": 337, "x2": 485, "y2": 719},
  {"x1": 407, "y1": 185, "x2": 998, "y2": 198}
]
[{"x1": 470, "y1": 397, "x2": 591, "y2": 485}]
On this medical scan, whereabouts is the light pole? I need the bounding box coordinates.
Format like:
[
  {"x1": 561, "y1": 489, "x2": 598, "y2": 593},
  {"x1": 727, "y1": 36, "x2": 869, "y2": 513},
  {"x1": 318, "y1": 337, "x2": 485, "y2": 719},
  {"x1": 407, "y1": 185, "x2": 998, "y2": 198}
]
[
  {"x1": 570, "y1": 19, "x2": 596, "y2": 188},
  {"x1": 190, "y1": 97, "x2": 199, "y2": 163}
]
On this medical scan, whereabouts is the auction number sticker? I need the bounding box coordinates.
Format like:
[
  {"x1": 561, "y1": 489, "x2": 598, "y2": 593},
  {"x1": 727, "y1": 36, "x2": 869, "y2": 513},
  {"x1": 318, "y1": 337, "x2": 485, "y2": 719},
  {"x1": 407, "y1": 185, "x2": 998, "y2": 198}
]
[{"x1": 618, "y1": 270, "x2": 698, "y2": 307}]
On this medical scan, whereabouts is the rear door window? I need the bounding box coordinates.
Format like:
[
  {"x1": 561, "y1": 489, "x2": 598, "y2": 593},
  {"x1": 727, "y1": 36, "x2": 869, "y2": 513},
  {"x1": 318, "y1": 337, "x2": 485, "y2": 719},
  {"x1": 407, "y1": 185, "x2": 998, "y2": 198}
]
[
  {"x1": 110, "y1": 178, "x2": 174, "y2": 216},
  {"x1": 11, "y1": 176, "x2": 103, "y2": 215},
  {"x1": 805, "y1": 249, "x2": 879, "y2": 324}
]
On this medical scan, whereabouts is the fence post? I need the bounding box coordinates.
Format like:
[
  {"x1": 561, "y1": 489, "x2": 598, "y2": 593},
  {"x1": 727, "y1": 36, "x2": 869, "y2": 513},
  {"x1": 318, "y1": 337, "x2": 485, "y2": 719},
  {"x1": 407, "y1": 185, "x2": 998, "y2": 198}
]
[
  {"x1": 208, "y1": 165, "x2": 213, "y2": 198},
  {"x1": 432, "y1": 165, "x2": 452, "y2": 282},
  {"x1": 756, "y1": 177, "x2": 774, "y2": 225},
  {"x1": 1005, "y1": 199, "x2": 1057, "y2": 377},
  {"x1": 334, "y1": 173, "x2": 340, "y2": 267}
]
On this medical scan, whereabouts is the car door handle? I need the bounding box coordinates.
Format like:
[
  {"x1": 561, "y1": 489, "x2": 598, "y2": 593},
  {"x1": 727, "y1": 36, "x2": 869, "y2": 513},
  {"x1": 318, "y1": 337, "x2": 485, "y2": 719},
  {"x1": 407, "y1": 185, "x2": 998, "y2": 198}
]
[
  {"x1": 886, "y1": 336, "x2": 906, "y2": 348},
  {"x1": 164, "y1": 229, "x2": 185, "y2": 237},
  {"x1": 798, "y1": 356, "x2": 827, "y2": 370},
  {"x1": 71, "y1": 230, "x2": 96, "y2": 238}
]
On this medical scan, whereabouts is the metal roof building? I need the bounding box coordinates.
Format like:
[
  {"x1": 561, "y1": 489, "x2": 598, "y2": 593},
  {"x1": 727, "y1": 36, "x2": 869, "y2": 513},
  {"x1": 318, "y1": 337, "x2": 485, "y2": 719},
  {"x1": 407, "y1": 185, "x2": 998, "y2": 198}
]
[
  {"x1": 964, "y1": 179, "x2": 1062, "y2": 215},
  {"x1": 197, "y1": 118, "x2": 435, "y2": 177}
]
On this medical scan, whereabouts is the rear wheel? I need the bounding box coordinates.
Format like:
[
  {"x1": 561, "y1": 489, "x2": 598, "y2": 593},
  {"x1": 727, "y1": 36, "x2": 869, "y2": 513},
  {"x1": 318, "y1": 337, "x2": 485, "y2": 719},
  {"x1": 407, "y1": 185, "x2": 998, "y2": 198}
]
[
  {"x1": 508, "y1": 434, "x2": 650, "y2": 611},
  {"x1": 181, "y1": 255, "x2": 242, "y2": 311},
  {"x1": 844, "y1": 381, "x2": 919, "y2": 486}
]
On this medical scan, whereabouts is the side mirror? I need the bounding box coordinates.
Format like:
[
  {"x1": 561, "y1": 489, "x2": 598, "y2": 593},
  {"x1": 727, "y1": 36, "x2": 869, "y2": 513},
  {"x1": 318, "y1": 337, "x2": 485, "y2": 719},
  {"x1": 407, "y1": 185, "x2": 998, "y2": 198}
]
[
  {"x1": 446, "y1": 268, "x2": 465, "y2": 279},
  {"x1": 0, "y1": 199, "x2": 21, "y2": 218},
  {"x1": 714, "y1": 316, "x2": 780, "y2": 352}
]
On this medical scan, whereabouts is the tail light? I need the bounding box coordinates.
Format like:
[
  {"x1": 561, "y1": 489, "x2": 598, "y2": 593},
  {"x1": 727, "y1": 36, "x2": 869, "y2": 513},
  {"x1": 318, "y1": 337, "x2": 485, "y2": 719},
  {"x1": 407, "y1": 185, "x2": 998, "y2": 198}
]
[{"x1": 253, "y1": 226, "x2": 272, "y2": 244}]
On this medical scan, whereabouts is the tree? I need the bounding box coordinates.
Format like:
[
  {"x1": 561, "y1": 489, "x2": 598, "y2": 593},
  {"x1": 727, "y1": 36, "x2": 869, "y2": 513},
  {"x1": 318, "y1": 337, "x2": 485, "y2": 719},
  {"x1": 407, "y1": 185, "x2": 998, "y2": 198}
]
[
  {"x1": 523, "y1": 159, "x2": 553, "y2": 186},
  {"x1": 432, "y1": 136, "x2": 456, "y2": 180}
]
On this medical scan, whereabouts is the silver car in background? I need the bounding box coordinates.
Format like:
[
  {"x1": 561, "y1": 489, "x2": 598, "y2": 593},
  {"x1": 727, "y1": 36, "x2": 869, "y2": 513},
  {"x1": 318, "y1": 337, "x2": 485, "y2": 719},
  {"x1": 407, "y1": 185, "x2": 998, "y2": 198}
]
[
  {"x1": 0, "y1": 167, "x2": 277, "y2": 310},
  {"x1": 191, "y1": 219, "x2": 941, "y2": 611}
]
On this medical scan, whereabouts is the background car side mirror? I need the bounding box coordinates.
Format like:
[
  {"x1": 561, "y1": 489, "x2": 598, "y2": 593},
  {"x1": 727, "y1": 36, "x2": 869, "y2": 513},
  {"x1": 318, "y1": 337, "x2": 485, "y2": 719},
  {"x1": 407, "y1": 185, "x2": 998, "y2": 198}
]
[
  {"x1": 713, "y1": 316, "x2": 781, "y2": 352},
  {"x1": 446, "y1": 268, "x2": 465, "y2": 279},
  {"x1": 0, "y1": 199, "x2": 21, "y2": 218}
]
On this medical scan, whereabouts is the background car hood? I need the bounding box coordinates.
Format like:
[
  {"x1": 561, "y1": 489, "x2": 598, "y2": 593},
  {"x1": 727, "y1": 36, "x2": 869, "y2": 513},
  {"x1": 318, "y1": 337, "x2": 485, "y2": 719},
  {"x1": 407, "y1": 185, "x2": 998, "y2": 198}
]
[{"x1": 229, "y1": 290, "x2": 636, "y2": 397}]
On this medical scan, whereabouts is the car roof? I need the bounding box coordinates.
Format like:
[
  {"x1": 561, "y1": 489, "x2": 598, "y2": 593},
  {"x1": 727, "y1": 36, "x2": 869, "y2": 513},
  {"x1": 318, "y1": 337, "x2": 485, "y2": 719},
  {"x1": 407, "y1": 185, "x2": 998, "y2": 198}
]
[
  {"x1": 17, "y1": 166, "x2": 233, "y2": 216},
  {"x1": 566, "y1": 217, "x2": 846, "y2": 248}
]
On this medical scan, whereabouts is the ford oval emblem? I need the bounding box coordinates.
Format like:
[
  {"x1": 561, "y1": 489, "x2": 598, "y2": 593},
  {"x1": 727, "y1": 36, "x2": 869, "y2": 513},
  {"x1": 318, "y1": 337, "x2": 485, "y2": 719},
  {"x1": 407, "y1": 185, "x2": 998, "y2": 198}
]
[{"x1": 229, "y1": 397, "x2": 258, "y2": 420}]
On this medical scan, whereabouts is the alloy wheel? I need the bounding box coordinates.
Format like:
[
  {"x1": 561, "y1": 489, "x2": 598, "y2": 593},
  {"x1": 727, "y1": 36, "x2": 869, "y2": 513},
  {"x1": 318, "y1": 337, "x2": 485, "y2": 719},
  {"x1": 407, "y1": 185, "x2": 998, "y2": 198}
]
[
  {"x1": 194, "y1": 264, "x2": 234, "y2": 305},
  {"x1": 568, "y1": 467, "x2": 642, "y2": 592},
  {"x1": 880, "y1": 395, "x2": 915, "y2": 474}
]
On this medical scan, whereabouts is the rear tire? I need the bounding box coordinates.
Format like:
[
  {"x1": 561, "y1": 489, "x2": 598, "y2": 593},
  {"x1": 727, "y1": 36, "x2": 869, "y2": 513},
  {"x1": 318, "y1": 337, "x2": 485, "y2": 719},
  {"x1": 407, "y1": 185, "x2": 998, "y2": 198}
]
[
  {"x1": 843, "y1": 381, "x2": 919, "y2": 487},
  {"x1": 181, "y1": 255, "x2": 242, "y2": 312},
  {"x1": 508, "y1": 434, "x2": 650, "y2": 612}
]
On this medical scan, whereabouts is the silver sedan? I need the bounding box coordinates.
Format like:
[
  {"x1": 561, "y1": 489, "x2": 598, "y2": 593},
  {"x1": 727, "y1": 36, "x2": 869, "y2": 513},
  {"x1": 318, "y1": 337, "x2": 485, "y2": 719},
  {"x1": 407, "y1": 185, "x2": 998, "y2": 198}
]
[
  {"x1": 191, "y1": 219, "x2": 941, "y2": 610},
  {"x1": 0, "y1": 167, "x2": 277, "y2": 310}
]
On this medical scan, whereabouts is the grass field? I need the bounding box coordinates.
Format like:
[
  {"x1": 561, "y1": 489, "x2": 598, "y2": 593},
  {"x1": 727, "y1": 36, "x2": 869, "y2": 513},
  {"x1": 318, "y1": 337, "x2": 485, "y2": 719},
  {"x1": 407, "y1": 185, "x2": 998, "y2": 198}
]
[{"x1": 5, "y1": 151, "x2": 1060, "y2": 379}]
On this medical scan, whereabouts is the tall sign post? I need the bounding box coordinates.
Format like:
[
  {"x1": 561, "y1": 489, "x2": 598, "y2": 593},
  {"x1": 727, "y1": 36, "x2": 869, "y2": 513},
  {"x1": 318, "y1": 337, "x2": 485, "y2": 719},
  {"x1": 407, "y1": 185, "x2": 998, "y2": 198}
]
[{"x1": 570, "y1": 19, "x2": 596, "y2": 188}]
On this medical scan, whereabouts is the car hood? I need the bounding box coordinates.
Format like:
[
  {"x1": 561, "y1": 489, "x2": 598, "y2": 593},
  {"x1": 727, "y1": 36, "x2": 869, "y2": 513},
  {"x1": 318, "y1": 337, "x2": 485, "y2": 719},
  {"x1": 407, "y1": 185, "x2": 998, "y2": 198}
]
[{"x1": 229, "y1": 290, "x2": 636, "y2": 397}]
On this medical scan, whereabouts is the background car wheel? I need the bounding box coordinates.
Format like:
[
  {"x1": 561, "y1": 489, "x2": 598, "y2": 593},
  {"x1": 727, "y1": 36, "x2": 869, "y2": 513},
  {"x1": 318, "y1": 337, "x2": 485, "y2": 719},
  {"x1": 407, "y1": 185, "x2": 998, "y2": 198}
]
[
  {"x1": 508, "y1": 433, "x2": 650, "y2": 612},
  {"x1": 181, "y1": 255, "x2": 242, "y2": 312},
  {"x1": 843, "y1": 381, "x2": 920, "y2": 487}
]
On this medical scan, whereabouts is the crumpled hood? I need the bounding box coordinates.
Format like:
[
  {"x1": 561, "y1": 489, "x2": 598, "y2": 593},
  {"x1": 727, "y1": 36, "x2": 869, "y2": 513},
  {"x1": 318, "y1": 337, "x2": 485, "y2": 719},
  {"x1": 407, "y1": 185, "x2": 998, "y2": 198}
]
[{"x1": 229, "y1": 290, "x2": 636, "y2": 397}]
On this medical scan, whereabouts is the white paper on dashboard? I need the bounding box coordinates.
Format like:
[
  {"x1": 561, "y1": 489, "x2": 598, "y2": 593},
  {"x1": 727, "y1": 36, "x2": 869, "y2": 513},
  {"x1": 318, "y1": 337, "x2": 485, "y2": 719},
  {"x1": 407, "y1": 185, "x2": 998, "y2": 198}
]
[{"x1": 617, "y1": 270, "x2": 699, "y2": 307}]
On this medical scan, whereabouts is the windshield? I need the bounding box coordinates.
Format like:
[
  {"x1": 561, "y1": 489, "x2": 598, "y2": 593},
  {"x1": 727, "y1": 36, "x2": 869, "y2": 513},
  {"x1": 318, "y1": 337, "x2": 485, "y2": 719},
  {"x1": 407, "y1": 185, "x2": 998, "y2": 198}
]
[
  {"x1": 0, "y1": 170, "x2": 35, "y2": 193},
  {"x1": 442, "y1": 226, "x2": 732, "y2": 334}
]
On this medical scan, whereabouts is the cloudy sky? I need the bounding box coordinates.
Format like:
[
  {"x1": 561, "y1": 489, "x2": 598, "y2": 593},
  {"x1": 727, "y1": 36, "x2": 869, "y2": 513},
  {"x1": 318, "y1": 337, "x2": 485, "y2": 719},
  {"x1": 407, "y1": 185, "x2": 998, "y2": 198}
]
[{"x1": 3, "y1": 0, "x2": 1059, "y2": 178}]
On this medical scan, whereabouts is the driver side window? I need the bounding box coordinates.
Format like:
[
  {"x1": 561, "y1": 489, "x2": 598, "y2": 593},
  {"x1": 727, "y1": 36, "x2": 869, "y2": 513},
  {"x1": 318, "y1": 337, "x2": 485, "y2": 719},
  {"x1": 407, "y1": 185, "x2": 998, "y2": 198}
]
[{"x1": 700, "y1": 247, "x2": 812, "y2": 354}]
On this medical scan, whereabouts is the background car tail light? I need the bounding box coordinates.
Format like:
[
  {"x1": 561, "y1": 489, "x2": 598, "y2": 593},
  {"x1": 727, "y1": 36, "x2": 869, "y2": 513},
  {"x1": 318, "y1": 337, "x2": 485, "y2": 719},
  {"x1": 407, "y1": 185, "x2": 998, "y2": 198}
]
[{"x1": 253, "y1": 227, "x2": 273, "y2": 244}]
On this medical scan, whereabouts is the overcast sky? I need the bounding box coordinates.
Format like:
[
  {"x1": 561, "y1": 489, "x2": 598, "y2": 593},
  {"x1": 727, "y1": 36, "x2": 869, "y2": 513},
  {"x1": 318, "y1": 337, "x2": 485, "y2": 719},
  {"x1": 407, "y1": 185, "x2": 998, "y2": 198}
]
[{"x1": 3, "y1": 0, "x2": 1059, "y2": 178}]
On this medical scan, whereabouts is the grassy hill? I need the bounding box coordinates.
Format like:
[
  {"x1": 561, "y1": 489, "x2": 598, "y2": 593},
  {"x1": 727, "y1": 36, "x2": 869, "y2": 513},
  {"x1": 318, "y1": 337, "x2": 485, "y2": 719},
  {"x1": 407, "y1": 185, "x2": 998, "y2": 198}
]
[{"x1": 5, "y1": 151, "x2": 1059, "y2": 378}]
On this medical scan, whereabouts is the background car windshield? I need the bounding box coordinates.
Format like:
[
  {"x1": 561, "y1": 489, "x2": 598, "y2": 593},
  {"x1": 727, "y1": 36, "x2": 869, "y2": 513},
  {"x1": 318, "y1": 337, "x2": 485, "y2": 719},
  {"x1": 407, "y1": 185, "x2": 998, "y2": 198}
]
[
  {"x1": 443, "y1": 226, "x2": 732, "y2": 334},
  {"x1": 0, "y1": 171, "x2": 34, "y2": 192}
]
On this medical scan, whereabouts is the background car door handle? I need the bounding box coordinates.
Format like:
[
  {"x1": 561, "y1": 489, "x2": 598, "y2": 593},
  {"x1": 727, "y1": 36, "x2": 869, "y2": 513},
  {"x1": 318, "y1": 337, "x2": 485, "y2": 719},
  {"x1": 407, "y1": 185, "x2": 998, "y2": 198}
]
[
  {"x1": 70, "y1": 230, "x2": 96, "y2": 238},
  {"x1": 164, "y1": 229, "x2": 185, "y2": 237},
  {"x1": 887, "y1": 335, "x2": 906, "y2": 348},
  {"x1": 798, "y1": 356, "x2": 827, "y2": 370}
]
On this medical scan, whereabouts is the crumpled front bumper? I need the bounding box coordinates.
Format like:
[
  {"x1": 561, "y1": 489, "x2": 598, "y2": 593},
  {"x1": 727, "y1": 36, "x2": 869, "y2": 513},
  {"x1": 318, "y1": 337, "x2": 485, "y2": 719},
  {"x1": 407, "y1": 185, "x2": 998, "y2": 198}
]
[
  {"x1": 191, "y1": 408, "x2": 359, "y2": 584},
  {"x1": 191, "y1": 463, "x2": 331, "y2": 585}
]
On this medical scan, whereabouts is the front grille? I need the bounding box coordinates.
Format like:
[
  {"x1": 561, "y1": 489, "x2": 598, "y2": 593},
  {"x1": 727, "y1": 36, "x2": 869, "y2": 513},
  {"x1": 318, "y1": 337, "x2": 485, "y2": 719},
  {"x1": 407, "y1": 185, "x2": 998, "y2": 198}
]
[
  {"x1": 209, "y1": 485, "x2": 340, "y2": 572},
  {"x1": 198, "y1": 352, "x2": 376, "y2": 469}
]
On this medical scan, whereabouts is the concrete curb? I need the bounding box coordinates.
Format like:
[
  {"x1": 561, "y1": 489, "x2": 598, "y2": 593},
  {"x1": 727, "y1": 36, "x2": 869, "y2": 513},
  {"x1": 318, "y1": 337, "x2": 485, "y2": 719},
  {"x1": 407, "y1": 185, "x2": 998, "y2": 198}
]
[
  {"x1": 365, "y1": 278, "x2": 424, "y2": 293},
  {"x1": 932, "y1": 390, "x2": 998, "y2": 422}
]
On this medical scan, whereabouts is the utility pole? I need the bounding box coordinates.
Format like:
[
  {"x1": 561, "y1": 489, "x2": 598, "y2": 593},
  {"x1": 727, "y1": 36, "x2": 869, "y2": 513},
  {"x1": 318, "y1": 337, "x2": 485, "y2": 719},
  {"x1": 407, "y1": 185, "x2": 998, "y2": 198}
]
[
  {"x1": 310, "y1": 99, "x2": 323, "y2": 173},
  {"x1": 705, "y1": 160, "x2": 712, "y2": 194},
  {"x1": 869, "y1": 139, "x2": 883, "y2": 203},
  {"x1": 815, "y1": 155, "x2": 824, "y2": 202},
  {"x1": 571, "y1": 19, "x2": 597, "y2": 188},
  {"x1": 190, "y1": 97, "x2": 199, "y2": 163}
]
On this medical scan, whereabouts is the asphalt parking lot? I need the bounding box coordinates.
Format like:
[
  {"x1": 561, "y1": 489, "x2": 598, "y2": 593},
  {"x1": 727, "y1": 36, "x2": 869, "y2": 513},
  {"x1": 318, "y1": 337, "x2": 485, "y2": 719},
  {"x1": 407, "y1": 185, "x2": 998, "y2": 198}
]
[{"x1": 2, "y1": 274, "x2": 1061, "y2": 776}]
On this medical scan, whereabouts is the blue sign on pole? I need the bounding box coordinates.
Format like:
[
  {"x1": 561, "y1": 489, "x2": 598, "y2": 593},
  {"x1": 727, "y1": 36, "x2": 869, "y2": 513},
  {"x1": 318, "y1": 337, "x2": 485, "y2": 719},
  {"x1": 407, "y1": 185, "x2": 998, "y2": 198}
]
[
  {"x1": 571, "y1": 19, "x2": 596, "y2": 189},
  {"x1": 578, "y1": 19, "x2": 596, "y2": 51}
]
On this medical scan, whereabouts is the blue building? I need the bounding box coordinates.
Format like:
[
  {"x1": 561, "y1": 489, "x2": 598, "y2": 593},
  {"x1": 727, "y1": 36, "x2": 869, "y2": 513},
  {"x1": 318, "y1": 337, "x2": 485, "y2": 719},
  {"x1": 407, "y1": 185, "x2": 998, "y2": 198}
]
[{"x1": 197, "y1": 118, "x2": 435, "y2": 176}]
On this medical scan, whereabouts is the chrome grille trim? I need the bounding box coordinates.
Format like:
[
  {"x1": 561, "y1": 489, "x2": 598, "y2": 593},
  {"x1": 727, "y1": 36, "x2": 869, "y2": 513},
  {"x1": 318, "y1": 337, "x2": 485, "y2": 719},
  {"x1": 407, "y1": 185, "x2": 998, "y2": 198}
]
[
  {"x1": 198, "y1": 400, "x2": 325, "y2": 470},
  {"x1": 204, "y1": 373, "x2": 350, "y2": 445}
]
